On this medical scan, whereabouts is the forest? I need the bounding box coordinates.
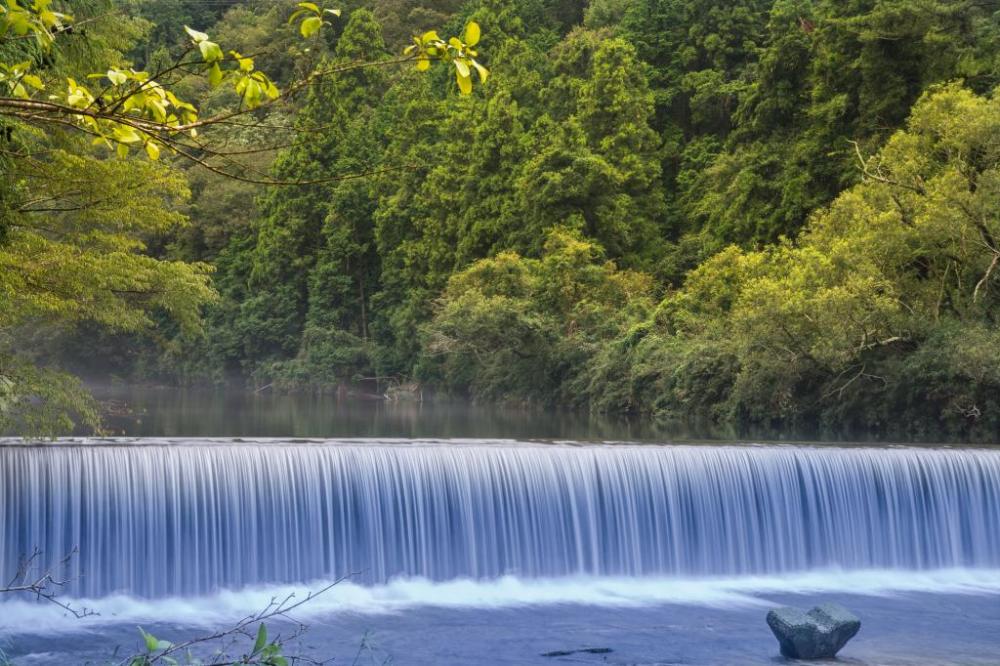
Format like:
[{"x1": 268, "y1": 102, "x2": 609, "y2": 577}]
[{"x1": 3, "y1": 0, "x2": 1000, "y2": 437}]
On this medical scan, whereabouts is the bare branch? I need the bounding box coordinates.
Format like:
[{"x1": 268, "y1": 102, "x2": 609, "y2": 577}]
[
  {"x1": 0, "y1": 547, "x2": 96, "y2": 619},
  {"x1": 125, "y1": 572, "x2": 360, "y2": 666}
]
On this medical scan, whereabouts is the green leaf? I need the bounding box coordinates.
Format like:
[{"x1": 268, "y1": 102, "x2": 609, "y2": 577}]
[
  {"x1": 144, "y1": 141, "x2": 160, "y2": 160},
  {"x1": 300, "y1": 15, "x2": 322, "y2": 38},
  {"x1": 106, "y1": 69, "x2": 127, "y2": 85},
  {"x1": 230, "y1": 51, "x2": 254, "y2": 72},
  {"x1": 472, "y1": 60, "x2": 489, "y2": 83},
  {"x1": 113, "y1": 126, "x2": 142, "y2": 143},
  {"x1": 253, "y1": 623, "x2": 267, "y2": 655},
  {"x1": 140, "y1": 628, "x2": 158, "y2": 652},
  {"x1": 464, "y1": 22, "x2": 480, "y2": 47},
  {"x1": 296, "y1": 1, "x2": 320, "y2": 12},
  {"x1": 208, "y1": 62, "x2": 223, "y2": 87},
  {"x1": 456, "y1": 68, "x2": 472, "y2": 95},
  {"x1": 148, "y1": 98, "x2": 167, "y2": 121},
  {"x1": 199, "y1": 40, "x2": 223, "y2": 63},
  {"x1": 184, "y1": 25, "x2": 208, "y2": 43},
  {"x1": 21, "y1": 73, "x2": 43, "y2": 90}
]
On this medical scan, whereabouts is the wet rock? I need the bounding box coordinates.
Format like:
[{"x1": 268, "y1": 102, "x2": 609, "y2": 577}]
[
  {"x1": 767, "y1": 603, "x2": 861, "y2": 659},
  {"x1": 541, "y1": 647, "x2": 613, "y2": 657}
]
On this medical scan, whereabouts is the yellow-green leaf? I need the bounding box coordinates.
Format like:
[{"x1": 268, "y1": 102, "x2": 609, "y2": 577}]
[
  {"x1": 416, "y1": 58, "x2": 430, "y2": 71},
  {"x1": 472, "y1": 60, "x2": 489, "y2": 83},
  {"x1": 456, "y1": 69, "x2": 472, "y2": 95},
  {"x1": 199, "y1": 40, "x2": 223, "y2": 63},
  {"x1": 106, "y1": 69, "x2": 127, "y2": 85},
  {"x1": 184, "y1": 25, "x2": 208, "y2": 43},
  {"x1": 144, "y1": 141, "x2": 160, "y2": 160},
  {"x1": 465, "y1": 22, "x2": 480, "y2": 47},
  {"x1": 22, "y1": 73, "x2": 43, "y2": 89},
  {"x1": 208, "y1": 62, "x2": 223, "y2": 87},
  {"x1": 300, "y1": 15, "x2": 322, "y2": 38},
  {"x1": 113, "y1": 126, "x2": 142, "y2": 143}
]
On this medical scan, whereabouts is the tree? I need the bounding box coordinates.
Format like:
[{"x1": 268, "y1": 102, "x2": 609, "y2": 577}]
[
  {"x1": 682, "y1": 0, "x2": 1000, "y2": 247},
  {"x1": 0, "y1": 0, "x2": 490, "y2": 432},
  {"x1": 243, "y1": 8, "x2": 390, "y2": 385},
  {"x1": 0, "y1": 151, "x2": 213, "y2": 434},
  {"x1": 509, "y1": 33, "x2": 666, "y2": 272},
  {"x1": 622, "y1": 83, "x2": 1000, "y2": 433},
  {"x1": 425, "y1": 227, "x2": 654, "y2": 403}
]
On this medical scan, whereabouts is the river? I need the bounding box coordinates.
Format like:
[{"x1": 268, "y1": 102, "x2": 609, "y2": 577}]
[{"x1": 1, "y1": 389, "x2": 998, "y2": 664}]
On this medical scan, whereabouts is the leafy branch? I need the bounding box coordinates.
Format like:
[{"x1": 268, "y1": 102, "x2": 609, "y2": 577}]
[
  {"x1": 122, "y1": 574, "x2": 355, "y2": 666},
  {"x1": 0, "y1": 546, "x2": 355, "y2": 666},
  {"x1": 0, "y1": 1, "x2": 488, "y2": 178}
]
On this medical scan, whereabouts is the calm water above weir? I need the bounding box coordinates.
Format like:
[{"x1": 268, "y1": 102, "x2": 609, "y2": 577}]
[
  {"x1": 1, "y1": 390, "x2": 999, "y2": 664},
  {"x1": 88, "y1": 384, "x2": 995, "y2": 443},
  {"x1": 90, "y1": 384, "x2": 719, "y2": 441}
]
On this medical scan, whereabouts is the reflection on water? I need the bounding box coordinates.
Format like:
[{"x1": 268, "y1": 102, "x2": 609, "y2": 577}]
[
  {"x1": 89, "y1": 385, "x2": 993, "y2": 444},
  {"x1": 91, "y1": 385, "x2": 721, "y2": 441}
]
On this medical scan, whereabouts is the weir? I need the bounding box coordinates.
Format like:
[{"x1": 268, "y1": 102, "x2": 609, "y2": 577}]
[{"x1": 1, "y1": 440, "x2": 999, "y2": 599}]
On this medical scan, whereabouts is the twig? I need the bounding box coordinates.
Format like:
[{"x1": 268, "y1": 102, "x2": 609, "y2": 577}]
[{"x1": 0, "y1": 547, "x2": 96, "y2": 619}]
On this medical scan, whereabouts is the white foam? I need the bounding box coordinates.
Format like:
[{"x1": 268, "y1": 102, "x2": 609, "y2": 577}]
[{"x1": 3, "y1": 568, "x2": 1000, "y2": 634}]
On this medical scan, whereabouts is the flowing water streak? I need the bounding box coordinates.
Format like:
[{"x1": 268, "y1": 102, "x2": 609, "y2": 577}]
[{"x1": 1, "y1": 440, "x2": 999, "y2": 598}]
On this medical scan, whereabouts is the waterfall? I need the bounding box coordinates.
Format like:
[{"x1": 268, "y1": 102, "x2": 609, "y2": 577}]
[{"x1": 1, "y1": 440, "x2": 998, "y2": 599}]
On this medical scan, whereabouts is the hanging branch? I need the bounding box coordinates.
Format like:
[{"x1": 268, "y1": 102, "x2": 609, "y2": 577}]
[{"x1": 0, "y1": 2, "x2": 490, "y2": 185}]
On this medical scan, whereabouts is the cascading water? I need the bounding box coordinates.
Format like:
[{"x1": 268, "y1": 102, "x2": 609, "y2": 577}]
[{"x1": 1, "y1": 439, "x2": 999, "y2": 599}]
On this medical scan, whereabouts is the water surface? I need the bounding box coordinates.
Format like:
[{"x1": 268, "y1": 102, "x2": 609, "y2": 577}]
[{"x1": 2, "y1": 393, "x2": 999, "y2": 664}]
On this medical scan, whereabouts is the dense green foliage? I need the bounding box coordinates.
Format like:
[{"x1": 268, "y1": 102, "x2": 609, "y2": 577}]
[
  {"x1": 5, "y1": 0, "x2": 1000, "y2": 437},
  {"x1": 0, "y1": 0, "x2": 482, "y2": 433}
]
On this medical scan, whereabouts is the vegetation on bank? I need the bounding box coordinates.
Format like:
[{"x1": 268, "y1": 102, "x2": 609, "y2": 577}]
[{"x1": 3, "y1": 0, "x2": 1000, "y2": 436}]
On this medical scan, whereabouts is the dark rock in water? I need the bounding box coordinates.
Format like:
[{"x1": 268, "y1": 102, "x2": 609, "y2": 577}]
[
  {"x1": 767, "y1": 603, "x2": 861, "y2": 659},
  {"x1": 541, "y1": 647, "x2": 613, "y2": 657}
]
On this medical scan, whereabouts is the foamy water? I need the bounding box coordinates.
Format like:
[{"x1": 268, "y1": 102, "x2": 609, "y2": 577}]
[{"x1": 4, "y1": 568, "x2": 1000, "y2": 634}]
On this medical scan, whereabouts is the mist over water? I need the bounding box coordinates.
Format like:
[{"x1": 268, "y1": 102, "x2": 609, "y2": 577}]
[{"x1": 3, "y1": 440, "x2": 999, "y2": 599}]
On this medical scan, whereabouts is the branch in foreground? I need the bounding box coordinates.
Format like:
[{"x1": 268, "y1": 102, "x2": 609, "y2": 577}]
[
  {"x1": 121, "y1": 572, "x2": 360, "y2": 666},
  {"x1": 0, "y1": 547, "x2": 95, "y2": 619},
  {"x1": 1, "y1": 548, "x2": 360, "y2": 665}
]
